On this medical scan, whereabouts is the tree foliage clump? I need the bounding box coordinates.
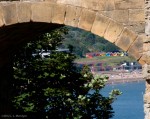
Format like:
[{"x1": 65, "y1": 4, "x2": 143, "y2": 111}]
[{"x1": 12, "y1": 27, "x2": 121, "y2": 118}]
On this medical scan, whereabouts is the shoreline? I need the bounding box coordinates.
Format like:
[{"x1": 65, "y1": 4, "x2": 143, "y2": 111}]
[
  {"x1": 93, "y1": 70, "x2": 144, "y2": 85},
  {"x1": 106, "y1": 78, "x2": 144, "y2": 85}
]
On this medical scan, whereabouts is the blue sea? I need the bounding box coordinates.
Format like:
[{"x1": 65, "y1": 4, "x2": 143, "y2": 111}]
[{"x1": 101, "y1": 81, "x2": 145, "y2": 119}]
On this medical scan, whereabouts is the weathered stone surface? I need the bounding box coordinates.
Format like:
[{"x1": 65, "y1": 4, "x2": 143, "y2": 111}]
[
  {"x1": 91, "y1": 0, "x2": 115, "y2": 11},
  {"x1": 143, "y1": 43, "x2": 150, "y2": 52},
  {"x1": 22, "y1": 0, "x2": 43, "y2": 1},
  {"x1": 141, "y1": 53, "x2": 150, "y2": 65},
  {"x1": 115, "y1": 0, "x2": 144, "y2": 9},
  {"x1": 1, "y1": 3, "x2": 18, "y2": 25},
  {"x1": 144, "y1": 92, "x2": 150, "y2": 103},
  {"x1": 91, "y1": 14, "x2": 110, "y2": 37},
  {"x1": 97, "y1": 0, "x2": 115, "y2": 11},
  {"x1": 51, "y1": 4, "x2": 66, "y2": 24},
  {"x1": 57, "y1": 0, "x2": 82, "y2": 7},
  {"x1": 138, "y1": 57, "x2": 146, "y2": 65},
  {"x1": 44, "y1": 0, "x2": 57, "y2": 2},
  {"x1": 129, "y1": 9, "x2": 145, "y2": 22},
  {"x1": 81, "y1": 0, "x2": 102, "y2": 10},
  {"x1": 100, "y1": 11, "x2": 113, "y2": 18},
  {"x1": 64, "y1": 5, "x2": 82, "y2": 27},
  {"x1": 128, "y1": 36, "x2": 143, "y2": 60},
  {"x1": 145, "y1": 79, "x2": 150, "y2": 93},
  {"x1": 125, "y1": 22, "x2": 145, "y2": 34},
  {"x1": 112, "y1": 10, "x2": 129, "y2": 23},
  {"x1": 78, "y1": 8, "x2": 96, "y2": 31},
  {"x1": 101, "y1": 10, "x2": 144, "y2": 34},
  {"x1": 56, "y1": 0, "x2": 115, "y2": 11},
  {"x1": 104, "y1": 20, "x2": 124, "y2": 43},
  {"x1": 17, "y1": 3, "x2": 31, "y2": 23},
  {"x1": 143, "y1": 37, "x2": 150, "y2": 43},
  {"x1": 143, "y1": 64, "x2": 150, "y2": 80},
  {"x1": 0, "y1": 6, "x2": 4, "y2": 26},
  {"x1": 31, "y1": 2, "x2": 52, "y2": 23},
  {"x1": 115, "y1": 28, "x2": 137, "y2": 51},
  {"x1": 145, "y1": 22, "x2": 150, "y2": 36},
  {"x1": 104, "y1": 0, "x2": 115, "y2": 11}
]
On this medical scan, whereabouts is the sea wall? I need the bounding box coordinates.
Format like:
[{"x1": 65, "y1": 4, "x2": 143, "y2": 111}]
[
  {"x1": 144, "y1": 64, "x2": 150, "y2": 119},
  {"x1": 144, "y1": 0, "x2": 150, "y2": 118}
]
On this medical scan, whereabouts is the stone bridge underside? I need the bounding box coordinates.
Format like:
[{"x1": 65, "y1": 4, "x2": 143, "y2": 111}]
[{"x1": 0, "y1": 0, "x2": 149, "y2": 118}]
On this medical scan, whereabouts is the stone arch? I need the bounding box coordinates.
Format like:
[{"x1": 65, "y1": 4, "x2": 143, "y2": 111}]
[
  {"x1": 0, "y1": 1, "x2": 150, "y2": 118},
  {"x1": 0, "y1": 2, "x2": 145, "y2": 65}
]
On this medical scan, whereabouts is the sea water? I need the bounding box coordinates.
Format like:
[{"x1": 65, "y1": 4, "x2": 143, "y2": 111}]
[{"x1": 101, "y1": 81, "x2": 145, "y2": 119}]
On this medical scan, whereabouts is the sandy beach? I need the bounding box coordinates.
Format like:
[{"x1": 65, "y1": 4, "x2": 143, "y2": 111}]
[
  {"x1": 106, "y1": 77, "x2": 144, "y2": 84},
  {"x1": 94, "y1": 70, "x2": 144, "y2": 84}
]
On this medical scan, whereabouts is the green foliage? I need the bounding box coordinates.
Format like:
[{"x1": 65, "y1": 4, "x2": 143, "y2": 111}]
[
  {"x1": 12, "y1": 27, "x2": 121, "y2": 118},
  {"x1": 105, "y1": 42, "x2": 120, "y2": 52},
  {"x1": 61, "y1": 27, "x2": 120, "y2": 57}
]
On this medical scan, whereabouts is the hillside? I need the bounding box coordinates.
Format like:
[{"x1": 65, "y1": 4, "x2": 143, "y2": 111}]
[
  {"x1": 61, "y1": 26, "x2": 120, "y2": 57},
  {"x1": 60, "y1": 26, "x2": 140, "y2": 69},
  {"x1": 75, "y1": 56, "x2": 136, "y2": 67}
]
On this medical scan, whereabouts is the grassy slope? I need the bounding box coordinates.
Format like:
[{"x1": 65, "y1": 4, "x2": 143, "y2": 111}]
[{"x1": 75, "y1": 56, "x2": 136, "y2": 67}]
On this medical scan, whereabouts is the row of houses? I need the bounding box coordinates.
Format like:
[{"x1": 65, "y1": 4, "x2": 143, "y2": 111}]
[{"x1": 85, "y1": 52, "x2": 128, "y2": 58}]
